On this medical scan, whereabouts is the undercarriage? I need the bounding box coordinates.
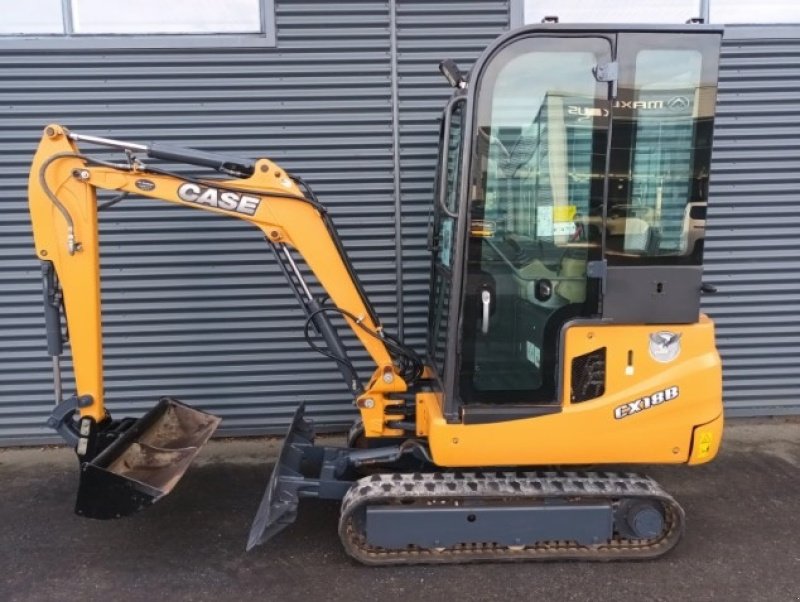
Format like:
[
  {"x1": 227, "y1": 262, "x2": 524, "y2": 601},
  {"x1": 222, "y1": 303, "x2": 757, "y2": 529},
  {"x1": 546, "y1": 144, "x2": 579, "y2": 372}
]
[{"x1": 249, "y1": 404, "x2": 684, "y2": 564}]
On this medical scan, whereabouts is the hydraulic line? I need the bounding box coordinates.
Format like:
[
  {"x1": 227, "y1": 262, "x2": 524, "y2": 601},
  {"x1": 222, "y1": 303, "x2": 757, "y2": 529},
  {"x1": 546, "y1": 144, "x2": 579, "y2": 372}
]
[{"x1": 303, "y1": 306, "x2": 423, "y2": 383}]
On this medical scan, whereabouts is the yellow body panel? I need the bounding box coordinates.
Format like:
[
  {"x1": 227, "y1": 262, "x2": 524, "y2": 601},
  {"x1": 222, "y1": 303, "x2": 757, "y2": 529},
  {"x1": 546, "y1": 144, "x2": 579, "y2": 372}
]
[{"x1": 420, "y1": 316, "x2": 722, "y2": 467}]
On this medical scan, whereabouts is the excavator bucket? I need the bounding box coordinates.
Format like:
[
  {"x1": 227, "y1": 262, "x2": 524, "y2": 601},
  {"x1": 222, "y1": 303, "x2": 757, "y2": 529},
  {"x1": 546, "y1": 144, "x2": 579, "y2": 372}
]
[{"x1": 75, "y1": 398, "x2": 220, "y2": 519}]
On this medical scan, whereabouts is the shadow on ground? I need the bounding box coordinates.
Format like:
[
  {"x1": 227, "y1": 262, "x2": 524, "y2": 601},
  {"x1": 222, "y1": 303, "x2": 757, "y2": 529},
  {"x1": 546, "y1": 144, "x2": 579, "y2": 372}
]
[{"x1": 1, "y1": 420, "x2": 798, "y2": 602}]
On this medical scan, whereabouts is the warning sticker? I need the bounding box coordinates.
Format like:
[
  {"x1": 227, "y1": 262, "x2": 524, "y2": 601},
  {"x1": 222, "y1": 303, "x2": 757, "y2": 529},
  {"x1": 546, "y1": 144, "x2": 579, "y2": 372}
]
[{"x1": 697, "y1": 432, "x2": 714, "y2": 459}]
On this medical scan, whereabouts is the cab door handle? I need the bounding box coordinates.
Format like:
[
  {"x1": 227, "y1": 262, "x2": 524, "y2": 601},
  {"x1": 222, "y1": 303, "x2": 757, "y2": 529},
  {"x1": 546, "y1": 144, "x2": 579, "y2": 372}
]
[{"x1": 481, "y1": 289, "x2": 491, "y2": 334}]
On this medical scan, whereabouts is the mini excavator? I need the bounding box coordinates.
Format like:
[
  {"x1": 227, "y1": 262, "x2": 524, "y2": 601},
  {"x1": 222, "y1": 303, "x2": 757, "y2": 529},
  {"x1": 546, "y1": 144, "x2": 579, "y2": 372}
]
[{"x1": 28, "y1": 24, "x2": 724, "y2": 564}]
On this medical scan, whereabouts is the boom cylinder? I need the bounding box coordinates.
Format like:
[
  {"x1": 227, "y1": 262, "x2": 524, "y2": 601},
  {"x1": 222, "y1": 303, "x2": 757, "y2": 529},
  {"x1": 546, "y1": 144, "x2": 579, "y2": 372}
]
[{"x1": 276, "y1": 243, "x2": 362, "y2": 395}]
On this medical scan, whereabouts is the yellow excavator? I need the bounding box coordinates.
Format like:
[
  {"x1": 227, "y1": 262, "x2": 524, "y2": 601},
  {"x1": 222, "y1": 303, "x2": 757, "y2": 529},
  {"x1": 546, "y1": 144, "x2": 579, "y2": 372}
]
[{"x1": 28, "y1": 24, "x2": 724, "y2": 564}]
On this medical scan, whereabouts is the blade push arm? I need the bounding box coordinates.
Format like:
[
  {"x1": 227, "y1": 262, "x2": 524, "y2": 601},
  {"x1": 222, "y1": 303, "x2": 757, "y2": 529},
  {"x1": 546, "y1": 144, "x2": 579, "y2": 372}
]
[{"x1": 29, "y1": 124, "x2": 408, "y2": 426}]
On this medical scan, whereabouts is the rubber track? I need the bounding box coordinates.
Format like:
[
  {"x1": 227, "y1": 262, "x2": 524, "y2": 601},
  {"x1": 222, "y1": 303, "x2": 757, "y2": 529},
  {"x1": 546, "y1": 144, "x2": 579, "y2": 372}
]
[{"x1": 338, "y1": 470, "x2": 684, "y2": 565}]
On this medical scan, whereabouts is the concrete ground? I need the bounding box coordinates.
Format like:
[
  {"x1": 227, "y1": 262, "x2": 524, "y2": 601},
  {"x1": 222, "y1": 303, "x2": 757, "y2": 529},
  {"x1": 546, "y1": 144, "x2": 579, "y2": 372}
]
[{"x1": 1, "y1": 419, "x2": 798, "y2": 602}]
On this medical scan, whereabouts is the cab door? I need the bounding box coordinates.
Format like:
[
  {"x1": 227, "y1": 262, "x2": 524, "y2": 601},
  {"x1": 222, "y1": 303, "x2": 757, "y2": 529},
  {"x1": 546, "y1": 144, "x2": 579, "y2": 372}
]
[{"x1": 455, "y1": 35, "x2": 613, "y2": 415}]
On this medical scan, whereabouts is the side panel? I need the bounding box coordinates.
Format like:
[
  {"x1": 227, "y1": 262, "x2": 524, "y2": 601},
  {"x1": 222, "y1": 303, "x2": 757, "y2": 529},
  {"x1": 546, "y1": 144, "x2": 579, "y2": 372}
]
[
  {"x1": 604, "y1": 265, "x2": 703, "y2": 324},
  {"x1": 424, "y1": 315, "x2": 722, "y2": 466}
]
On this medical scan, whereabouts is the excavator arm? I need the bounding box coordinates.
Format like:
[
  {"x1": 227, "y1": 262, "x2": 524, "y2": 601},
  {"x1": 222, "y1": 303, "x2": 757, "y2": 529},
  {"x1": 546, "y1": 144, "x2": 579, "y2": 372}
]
[{"x1": 29, "y1": 124, "x2": 415, "y2": 519}]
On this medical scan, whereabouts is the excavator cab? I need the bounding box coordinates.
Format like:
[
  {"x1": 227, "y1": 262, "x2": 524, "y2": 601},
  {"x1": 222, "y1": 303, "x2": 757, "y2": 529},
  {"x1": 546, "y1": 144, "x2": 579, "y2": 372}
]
[{"x1": 429, "y1": 26, "x2": 721, "y2": 423}]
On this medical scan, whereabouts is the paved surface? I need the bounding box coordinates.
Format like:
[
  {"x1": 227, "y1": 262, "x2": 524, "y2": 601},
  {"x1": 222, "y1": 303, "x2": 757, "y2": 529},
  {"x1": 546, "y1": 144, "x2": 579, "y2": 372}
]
[{"x1": 1, "y1": 419, "x2": 798, "y2": 602}]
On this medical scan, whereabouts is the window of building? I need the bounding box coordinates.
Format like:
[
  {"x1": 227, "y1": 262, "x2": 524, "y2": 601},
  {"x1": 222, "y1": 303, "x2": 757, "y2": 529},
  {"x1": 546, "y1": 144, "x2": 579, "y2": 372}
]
[
  {"x1": 0, "y1": 0, "x2": 271, "y2": 39},
  {"x1": 0, "y1": 0, "x2": 64, "y2": 34},
  {"x1": 72, "y1": 0, "x2": 261, "y2": 35},
  {"x1": 710, "y1": 0, "x2": 800, "y2": 24},
  {"x1": 522, "y1": 0, "x2": 800, "y2": 26},
  {"x1": 523, "y1": 0, "x2": 700, "y2": 25}
]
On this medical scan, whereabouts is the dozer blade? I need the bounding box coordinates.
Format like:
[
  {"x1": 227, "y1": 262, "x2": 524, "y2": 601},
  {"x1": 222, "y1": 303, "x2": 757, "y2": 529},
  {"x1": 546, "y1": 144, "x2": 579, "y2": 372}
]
[
  {"x1": 75, "y1": 397, "x2": 220, "y2": 519},
  {"x1": 247, "y1": 403, "x2": 365, "y2": 551},
  {"x1": 247, "y1": 402, "x2": 317, "y2": 550}
]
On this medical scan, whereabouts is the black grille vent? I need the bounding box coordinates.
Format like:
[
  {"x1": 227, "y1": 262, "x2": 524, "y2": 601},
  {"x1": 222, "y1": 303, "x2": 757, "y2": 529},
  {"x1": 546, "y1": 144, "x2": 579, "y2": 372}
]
[{"x1": 571, "y1": 347, "x2": 606, "y2": 403}]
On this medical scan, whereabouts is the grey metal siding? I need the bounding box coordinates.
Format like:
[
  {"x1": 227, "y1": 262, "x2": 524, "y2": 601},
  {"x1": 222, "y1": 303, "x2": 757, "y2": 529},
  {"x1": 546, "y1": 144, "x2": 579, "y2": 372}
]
[
  {"x1": 0, "y1": 0, "x2": 399, "y2": 444},
  {"x1": 703, "y1": 31, "x2": 800, "y2": 416}
]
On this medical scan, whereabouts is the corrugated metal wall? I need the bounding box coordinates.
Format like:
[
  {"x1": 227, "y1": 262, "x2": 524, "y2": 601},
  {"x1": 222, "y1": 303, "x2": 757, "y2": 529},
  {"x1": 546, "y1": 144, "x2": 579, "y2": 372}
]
[
  {"x1": 1, "y1": 10, "x2": 798, "y2": 446},
  {"x1": 703, "y1": 30, "x2": 800, "y2": 416}
]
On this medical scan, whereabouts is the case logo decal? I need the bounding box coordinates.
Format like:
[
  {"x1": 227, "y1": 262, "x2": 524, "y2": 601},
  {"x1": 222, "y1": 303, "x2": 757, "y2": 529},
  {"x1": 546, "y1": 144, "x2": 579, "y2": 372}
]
[{"x1": 177, "y1": 183, "x2": 261, "y2": 216}]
